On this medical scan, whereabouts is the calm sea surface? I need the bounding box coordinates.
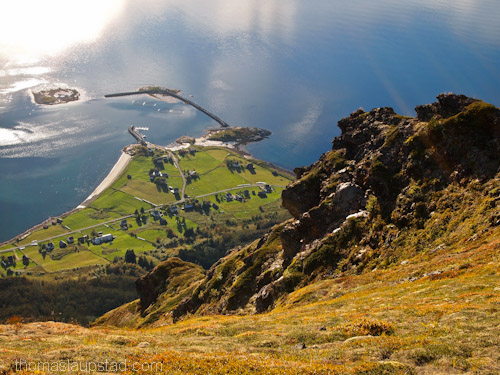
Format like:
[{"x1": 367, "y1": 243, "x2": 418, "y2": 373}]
[{"x1": 1, "y1": 0, "x2": 499, "y2": 242}]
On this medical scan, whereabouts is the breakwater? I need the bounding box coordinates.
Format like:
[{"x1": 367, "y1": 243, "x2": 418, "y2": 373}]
[
  {"x1": 128, "y1": 125, "x2": 147, "y2": 146},
  {"x1": 105, "y1": 89, "x2": 229, "y2": 128}
]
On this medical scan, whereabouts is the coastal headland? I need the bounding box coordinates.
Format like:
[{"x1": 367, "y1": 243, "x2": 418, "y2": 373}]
[{"x1": 0, "y1": 127, "x2": 292, "y2": 279}]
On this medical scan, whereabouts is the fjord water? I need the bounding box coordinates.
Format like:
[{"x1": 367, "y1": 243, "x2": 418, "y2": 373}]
[{"x1": 1, "y1": 0, "x2": 499, "y2": 242}]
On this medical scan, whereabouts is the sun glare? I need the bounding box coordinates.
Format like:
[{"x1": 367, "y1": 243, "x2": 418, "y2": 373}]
[{"x1": 0, "y1": 0, "x2": 126, "y2": 63}]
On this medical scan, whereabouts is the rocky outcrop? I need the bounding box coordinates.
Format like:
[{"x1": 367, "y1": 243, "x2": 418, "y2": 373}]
[
  {"x1": 415, "y1": 93, "x2": 478, "y2": 121},
  {"x1": 130, "y1": 94, "x2": 500, "y2": 323},
  {"x1": 136, "y1": 258, "x2": 204, "y2": 314}
]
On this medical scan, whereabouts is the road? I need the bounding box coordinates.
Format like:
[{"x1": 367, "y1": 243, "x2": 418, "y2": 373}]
[
  {"x1": 169, "y1": 151, "x2": 187, "y2": 203},
  {"x1": 0, "y1": 183, "x2": 283, "y2": 255}
]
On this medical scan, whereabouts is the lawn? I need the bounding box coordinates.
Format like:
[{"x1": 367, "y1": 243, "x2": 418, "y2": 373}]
[
  {"x1": 90, "y1": 189, "x2": 148, "y2": 216},
  {"x1": 63, "y1": 208, "x2": 120, "y2": 230},
  {"x1": 205, "y1": 147, "x2": 233, "y2": 161},
  {"x1": 17, "y1": 224, "x2": 70, "y2": 246},
  {"x1": 178, "y1": 151, "x2": 223, "y2": 174},
  {"x1": 185, "y1": 166, "x2": 249, "y2": 196},
  {"x1": 217, "y1": 189, "x2": 284, "y2": 219},
  {"x1": 41, "y1": 249, "x2": 109, "y2": 272}
]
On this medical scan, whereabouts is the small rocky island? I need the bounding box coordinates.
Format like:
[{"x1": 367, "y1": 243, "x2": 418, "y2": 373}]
[
  {"x1": 32, "y1": 88, "x2": 80, "y2": 105},
  {"x1": 207, "y1": 127, "x2": 271, "y2": 145}
]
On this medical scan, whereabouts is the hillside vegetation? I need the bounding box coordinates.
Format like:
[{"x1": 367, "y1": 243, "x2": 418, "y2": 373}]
[{"x1": 2, "y1": 94, "x2": 500, "y2": 374}]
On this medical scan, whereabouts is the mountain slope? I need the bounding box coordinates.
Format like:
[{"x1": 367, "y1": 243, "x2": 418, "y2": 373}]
[{"x1": 98, "y1": 93, "x2": 500, "y2": 326}]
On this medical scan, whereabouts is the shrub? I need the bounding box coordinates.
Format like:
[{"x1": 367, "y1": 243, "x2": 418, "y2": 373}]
[{"x1": 341, "y1": 317, "x2": 394, "y2": 337}]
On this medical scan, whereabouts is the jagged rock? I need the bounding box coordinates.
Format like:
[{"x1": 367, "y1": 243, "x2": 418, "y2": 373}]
[
  {"x1": 138, "y1": 94, "x2": 500, "y2": 324},
  {"x1": 255, "y1": 283, "x2": 278, "y2": 313},
  {"x1": 332, "y1": 183, "x2": 366, "y2": 214},
  {"x1": 282, "y1": 173, "x2": 322, "y2": 219},
  {"x1": 415, "y1": 93, "x2": 478, "y2": 121}
]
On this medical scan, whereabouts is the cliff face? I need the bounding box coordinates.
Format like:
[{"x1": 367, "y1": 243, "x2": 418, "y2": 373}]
[{"x1": 114, "y1": 94, "x2": 500, "y2": 324}]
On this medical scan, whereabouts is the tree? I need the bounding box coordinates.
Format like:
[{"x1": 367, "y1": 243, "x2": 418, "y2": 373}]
[
  {"x1": 124, "y1": 249, "x2": 136, "y2": 264},
  {"x1": 184, "y1": 227, "x2": 195, "y2": 238},
  {"x1": 140, "y1": 207, "x2": 145, "y2": 214}
]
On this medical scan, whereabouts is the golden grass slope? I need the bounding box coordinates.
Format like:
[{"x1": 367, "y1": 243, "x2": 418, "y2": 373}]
[{"x1": 1, "y1": 228, "x2": 499, "y2": 374}]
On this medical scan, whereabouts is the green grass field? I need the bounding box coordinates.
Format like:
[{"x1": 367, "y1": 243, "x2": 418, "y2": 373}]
[{"x1": 2, "y1": 146, "x2": 293, "y2": 278}]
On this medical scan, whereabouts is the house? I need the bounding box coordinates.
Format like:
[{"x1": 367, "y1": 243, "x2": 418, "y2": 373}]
[
  {"x1": 264, "y1": 184, "x2": 273, "y2": 193},
  {"x1": 173, "y1": 187, "x2": 179, "y2": 194},
  {"x1": 151, "y1": 210, "x2": 161, "y2": 220},
  {"x1": 225, "y1": 193, "x2": 233, "y2": 202},
  {"x1": 258, "y1": 191, "x2": 267, "y2": 198},
  {"x1": 59, "y1": 240, "x2": 67, "y2": 248},
  {"x1": 168, "y1": 205, "x2": 178, "y2": 214},
  {"x1": 47, "y1": 242, "x2": 55, "y2": 252},
  {"x1": 235, "y1": 194, "x2": 243, "y2": 202},
  {"x1": 1, "y1": 260, "x2": 7, "y2": 269},
  {"x1": 188, "y1": 148, "x2": 196, "y2": 155},
  {"x1": 179, "y1": 149, "x2": 188, "y2": 156},
  {"x1": 212, "y1": 203, "x2": 219, "y2": 210},
  {"x1": 162, "y1": 155, "x2": 173, "y2": 163},
  {"x1": 120, "y1": 219, "x2": 128, "y2": 230},
  {"x1": 183, "y1": 204, "x2": 194, "y2": 212},
  {"x1": 78, "y1": 237, "x2": 86, "y2": 244},
  {"x1": 56, "y1": 218, "x2": 63, "y2": 224},
  {"x1": 244, "y1": 190, "x2": 250, "y2": 198},
  {"x1": 159, "y1": 218, "x2": 167, "y2": 225},
  {"x1": 67, "y1": 236, "x2": 74, "y2": 244},
  {"x1": 92, "y1": 234, "x2": 113, "y2": 245},
  {"x1": 246, "y1": 163, "x2": 255, "y2": 170}
]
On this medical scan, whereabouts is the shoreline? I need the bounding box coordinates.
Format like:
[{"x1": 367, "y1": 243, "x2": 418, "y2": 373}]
[
  {"x1": 1, "y1": 134, "x2": 292, "y2": 248},
  {"x1": 77, "y1": 151, "x2": 132, "y2": 209},
  {"x1": 0, "y1": 150, "x2": 133, "y2": 248}
]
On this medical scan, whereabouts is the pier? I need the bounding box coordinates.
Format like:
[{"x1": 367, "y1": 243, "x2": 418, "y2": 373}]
[
  {"x1": 105, "y1": 89, "x2": 230, "y2": 128},
  {"x1": 128, "y1": 125, "x2": 147, "y2": 146}
]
